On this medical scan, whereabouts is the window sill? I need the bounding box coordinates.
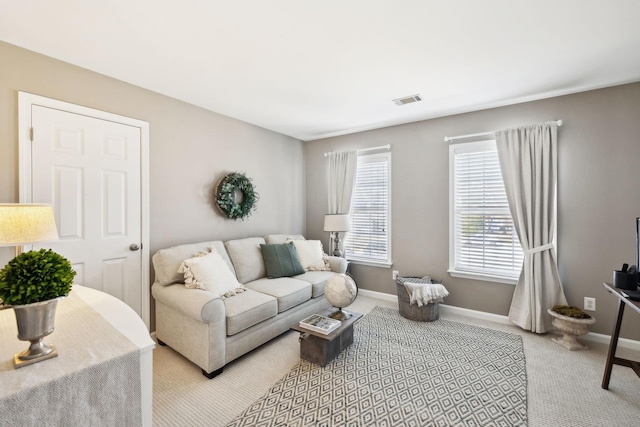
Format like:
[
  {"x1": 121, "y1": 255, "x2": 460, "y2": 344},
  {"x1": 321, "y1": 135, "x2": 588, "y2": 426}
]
[
  {"x1": 347, "y1": 259, "x2": 393, "y2": 269},
  {"x1": 447, "y1": 269, "x2": 517, "y2": 285}
]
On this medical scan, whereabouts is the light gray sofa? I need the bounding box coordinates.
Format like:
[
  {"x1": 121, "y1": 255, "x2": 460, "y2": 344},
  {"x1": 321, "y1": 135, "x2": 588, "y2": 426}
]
[{"x1": 151, "y1": 234, "x2": 346, "y2": 378}]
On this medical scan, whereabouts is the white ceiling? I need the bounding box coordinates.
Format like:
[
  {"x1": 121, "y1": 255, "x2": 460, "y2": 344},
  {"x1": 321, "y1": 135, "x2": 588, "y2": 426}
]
[{"x1": 2, "y1": 1, "x2": 640, "y2": 141}]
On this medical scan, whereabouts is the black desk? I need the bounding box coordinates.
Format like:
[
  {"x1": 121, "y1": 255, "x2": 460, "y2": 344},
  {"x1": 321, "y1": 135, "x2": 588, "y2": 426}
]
[{"x1": 601, "y1": 282, "x2": 640, "y2": 389}]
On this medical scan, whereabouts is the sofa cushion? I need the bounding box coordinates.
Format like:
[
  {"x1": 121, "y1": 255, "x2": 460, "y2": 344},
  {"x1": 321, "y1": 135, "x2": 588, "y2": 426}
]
[
  {"x1": 178, "y1": 249, "x2": 245, "y2": 298},
  {"x1": 288, "y1": 239, "x2": 330, "y2": 271},
  {"x1": 264, "y1": 234, "x2": 305, "y2": 245},
  {"x1": 245, "y1": 278, "x2": 312, "y2": 313},
  {"x1": 225, "y1": 237, "x2": 267, "y2": 284},
  {"x1": 260, "y1": 242, "x2": 305, "y2": 278},
  {"x1": 293, "y1": 271, "x2": 337, "y2": 298},
  {"x1": 223, "y1": 289, "x2": 278, "y2": 336},
  {"x1": 153, "y1": 240, "x2": 233, "y2": 286}
]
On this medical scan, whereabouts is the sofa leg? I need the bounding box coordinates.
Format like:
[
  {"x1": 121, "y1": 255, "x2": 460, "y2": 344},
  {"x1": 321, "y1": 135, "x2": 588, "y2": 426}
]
[
  {"x1": 202, "y1": 367, "x2": 223, "y2": 379},
  {"x1": 157, "y1": 338, "x2": 167, "y2": 347}
]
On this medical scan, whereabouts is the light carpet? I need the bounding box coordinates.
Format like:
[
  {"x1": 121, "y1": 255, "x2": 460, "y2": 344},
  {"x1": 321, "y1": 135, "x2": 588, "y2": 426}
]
[{"x1": 225, "y1": 306, "x2": 526, "y2": 426}]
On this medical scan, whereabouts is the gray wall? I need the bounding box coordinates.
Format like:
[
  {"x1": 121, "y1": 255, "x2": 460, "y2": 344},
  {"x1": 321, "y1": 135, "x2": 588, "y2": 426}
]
[
  {"x1": 0, "y1": 41, "x2": 306, "y2": 330},
  {"x1": 305, "y1": 82, "x2": 640, "y2": 339},
  {"x1": 3, "y1": 39, "x2": 640, "y2": 340}
]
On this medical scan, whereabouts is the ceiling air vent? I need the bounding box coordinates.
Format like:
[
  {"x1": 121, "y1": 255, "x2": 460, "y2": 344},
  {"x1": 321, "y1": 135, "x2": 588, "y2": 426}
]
[{"x1": 393, "y1": 94, "x2": 422, "y2": 106}]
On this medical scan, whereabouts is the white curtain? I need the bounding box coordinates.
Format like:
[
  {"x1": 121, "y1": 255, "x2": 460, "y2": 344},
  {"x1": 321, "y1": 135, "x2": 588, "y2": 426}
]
[
  {"x1": 495, "y1": 121, "x2": 568, "y2": 333},
  {"x1": 327, "y1": 151, "x2": 357, "y2": 214},
  {"x1": 327, "y1": 151, "x2": 357, "y2": 251}
]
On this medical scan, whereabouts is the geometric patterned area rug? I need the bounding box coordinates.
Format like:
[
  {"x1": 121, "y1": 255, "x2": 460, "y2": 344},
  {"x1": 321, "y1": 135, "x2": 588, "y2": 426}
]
[{"x1": 226, "y1": 306, "x2": 527, "y2": 427}]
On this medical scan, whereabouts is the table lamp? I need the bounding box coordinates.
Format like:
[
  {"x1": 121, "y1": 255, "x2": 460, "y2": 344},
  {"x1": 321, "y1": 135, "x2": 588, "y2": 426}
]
[
  {"x1": 0, "y1": 204, "x2": 59, "y2": 256},
  {"x1": 323, "y1": 214, "x2": 351, "y2": 257}
]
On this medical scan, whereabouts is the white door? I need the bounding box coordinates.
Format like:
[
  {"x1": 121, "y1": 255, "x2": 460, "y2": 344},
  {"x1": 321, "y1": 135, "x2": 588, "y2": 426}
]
[{"x1": 19, "y1": 93, "x2": 150, "y2": 329}]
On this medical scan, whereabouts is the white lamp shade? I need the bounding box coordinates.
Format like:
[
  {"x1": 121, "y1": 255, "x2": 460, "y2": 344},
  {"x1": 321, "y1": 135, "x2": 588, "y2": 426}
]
[
  {"x1": 323, "y1": 214, "x2": 351, "y2": 232},
  {"x1": 0, "y1": 204, "x2": 59, "y2": 246}
]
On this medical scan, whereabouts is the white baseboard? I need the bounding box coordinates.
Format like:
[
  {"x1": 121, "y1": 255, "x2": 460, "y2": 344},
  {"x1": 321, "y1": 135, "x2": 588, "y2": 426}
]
[
  {"x1": 438, "y1": 303, "x2": 513, "y2": 325},
  {"x1": 358, "y1": 288, "x2": 512, "y2": 324},
  {"x1": 356, "y1": 288, "x2": 640, "y2": 351},
  {"x1": 583, "y1": 331, "x2": 640, "y2": 351},
  {"x1": 357, "y1": 288, "x2": 398, "y2": 304}
]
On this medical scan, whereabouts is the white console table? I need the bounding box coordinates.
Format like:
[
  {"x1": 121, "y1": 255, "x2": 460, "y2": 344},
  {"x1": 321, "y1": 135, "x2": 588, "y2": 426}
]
[{"x1": 0, "y1": 285, "x2": 155, "y2": 426}]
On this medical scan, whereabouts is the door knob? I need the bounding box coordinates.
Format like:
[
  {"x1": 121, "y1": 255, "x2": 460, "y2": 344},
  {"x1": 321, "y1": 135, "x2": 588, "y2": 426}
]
[{"x1": 129, "y1": 243, "x2": 140, "y2": 251}]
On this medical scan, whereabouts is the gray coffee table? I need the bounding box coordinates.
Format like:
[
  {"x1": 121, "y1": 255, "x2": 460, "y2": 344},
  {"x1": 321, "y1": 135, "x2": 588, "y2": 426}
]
[{"x1": 291, "y1": 309, "x2": 362, "y2": 367}]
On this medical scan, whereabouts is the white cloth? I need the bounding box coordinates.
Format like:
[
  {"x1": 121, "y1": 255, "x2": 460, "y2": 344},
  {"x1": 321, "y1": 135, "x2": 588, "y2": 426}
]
[
  {"x1": 0, "y1": 290, "x2": 142, "y2": 425},
  {"x1": 496, "y1": 121, "x2": 568, "y2": 333},
  {"x1": 327, "y1": 151, "x2": 357, "y2": 214},
  {"x1": 403, "y1": 279, "x2": 449, "y2": 307},
  {"x1": 327, "y1": 151, "x2": 357, "y2": 254}
]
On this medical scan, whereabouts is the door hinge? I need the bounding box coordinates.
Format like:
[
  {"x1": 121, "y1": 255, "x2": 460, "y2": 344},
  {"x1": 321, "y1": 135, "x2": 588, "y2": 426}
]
[{"x1": 29, "y1": 127, "x2": 34, "y2": 141}]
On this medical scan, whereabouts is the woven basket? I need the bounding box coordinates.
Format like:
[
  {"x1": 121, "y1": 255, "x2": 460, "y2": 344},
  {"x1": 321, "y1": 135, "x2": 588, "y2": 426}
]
[{"x1": 396, "y1": 278, "x2": 440, "y2": 322}]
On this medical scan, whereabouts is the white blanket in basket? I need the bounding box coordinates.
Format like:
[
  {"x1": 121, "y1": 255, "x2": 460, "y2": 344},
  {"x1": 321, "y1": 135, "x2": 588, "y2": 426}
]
[{"x1": 403, "y1": 278, "x2": 449, "y2": 307}]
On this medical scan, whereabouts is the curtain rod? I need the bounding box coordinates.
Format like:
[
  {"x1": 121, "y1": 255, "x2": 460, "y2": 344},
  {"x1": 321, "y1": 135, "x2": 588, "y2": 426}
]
[
  {"x1": 444, "y1": 120, "x2": 563, "y2": 143},
  {"x1": 323, "y1": 144, "x2": 390, "y2": 157}
]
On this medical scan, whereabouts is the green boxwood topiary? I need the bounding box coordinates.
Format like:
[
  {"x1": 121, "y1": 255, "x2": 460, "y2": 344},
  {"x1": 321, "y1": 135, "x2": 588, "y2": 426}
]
[{"x1": 0, "y1": 249, "x2": 76, "y2": 306}]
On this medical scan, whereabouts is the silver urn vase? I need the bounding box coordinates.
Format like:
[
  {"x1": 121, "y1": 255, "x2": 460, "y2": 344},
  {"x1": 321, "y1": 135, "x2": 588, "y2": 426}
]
[{"x1": 12, "y1": 296, "x2": 63, "y2": 368}]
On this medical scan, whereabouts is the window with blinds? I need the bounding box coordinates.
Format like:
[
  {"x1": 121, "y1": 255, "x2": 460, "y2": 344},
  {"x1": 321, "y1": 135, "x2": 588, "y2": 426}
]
[
  {"x1": 344, "y1": 152, "x2": 391, "y2": 266},
  {"x1": 449, "y1": 140, "x2": 523, "y2": 283}
]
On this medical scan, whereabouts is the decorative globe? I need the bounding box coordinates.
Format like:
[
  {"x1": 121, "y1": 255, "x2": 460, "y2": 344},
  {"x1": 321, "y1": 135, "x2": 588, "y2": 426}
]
[{"x1": 325, "y1": 273, "x2": 357, "y2": 319}]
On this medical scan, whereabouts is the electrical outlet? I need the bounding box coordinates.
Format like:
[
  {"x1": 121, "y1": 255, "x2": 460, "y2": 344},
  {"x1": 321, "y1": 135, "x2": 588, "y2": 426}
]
[
  {"x1": 392, "y1": 270, "x2": 399, "y2": 280},
  {"x1": 584, "y1": 297, "x2": 596, "y2": 312}
]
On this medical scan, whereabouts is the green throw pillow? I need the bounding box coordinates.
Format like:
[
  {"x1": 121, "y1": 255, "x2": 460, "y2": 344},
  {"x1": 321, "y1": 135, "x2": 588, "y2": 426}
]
[{"x1": 260, "y1": 242, "x2": 305, "y2": 278}]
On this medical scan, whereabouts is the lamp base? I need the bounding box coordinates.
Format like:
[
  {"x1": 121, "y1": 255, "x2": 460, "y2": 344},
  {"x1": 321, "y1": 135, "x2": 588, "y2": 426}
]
[
  {"x1": 14, "y1": 343, "x2": 58, "y2": 368},
  {"x1": 332, "y1": 232, "x2": 343, "y2": 258}
]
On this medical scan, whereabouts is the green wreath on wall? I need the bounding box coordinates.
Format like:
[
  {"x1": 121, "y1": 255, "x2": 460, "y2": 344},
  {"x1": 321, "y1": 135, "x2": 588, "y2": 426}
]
[{"x1": 215, "y1": 172, "x2": 259, "y2": 220}]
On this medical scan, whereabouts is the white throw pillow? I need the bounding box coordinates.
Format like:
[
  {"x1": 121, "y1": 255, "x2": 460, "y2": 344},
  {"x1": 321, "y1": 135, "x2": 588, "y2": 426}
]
[
  {"x1": 288, "y1": 239, "x2": 330, "y2": 271},
  {"x1": 178, "y1": 249, "x2": 245, "y2": 298}
]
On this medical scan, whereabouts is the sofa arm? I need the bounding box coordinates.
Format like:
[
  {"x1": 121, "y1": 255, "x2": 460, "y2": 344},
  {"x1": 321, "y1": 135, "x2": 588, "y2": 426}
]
[
  {"x1": 326, "y1": 256, "x2": 348, "y2": 274},
  {"x1": 151, "y1": 282, "x2": 225, "y2": 323}
]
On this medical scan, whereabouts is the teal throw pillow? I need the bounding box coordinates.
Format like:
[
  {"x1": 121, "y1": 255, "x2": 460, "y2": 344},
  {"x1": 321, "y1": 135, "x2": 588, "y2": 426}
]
[{"x1": 260, "y1": 242, "x2": 305, "y2": 279}]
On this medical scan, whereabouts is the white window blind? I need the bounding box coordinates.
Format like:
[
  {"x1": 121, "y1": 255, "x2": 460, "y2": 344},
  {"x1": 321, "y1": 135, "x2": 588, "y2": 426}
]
[
  {"x1": 449, "y1": 140, "x2": 523, "y2": 282},
  {"x1": 345, "y1": 152, "x2": 391, "y2": 266}
]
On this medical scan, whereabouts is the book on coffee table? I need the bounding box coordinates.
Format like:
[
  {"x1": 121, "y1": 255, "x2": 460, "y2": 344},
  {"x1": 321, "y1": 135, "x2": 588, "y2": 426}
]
[{"x1": 299, "y1": 314, "x2": 341, "y2": 335}]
